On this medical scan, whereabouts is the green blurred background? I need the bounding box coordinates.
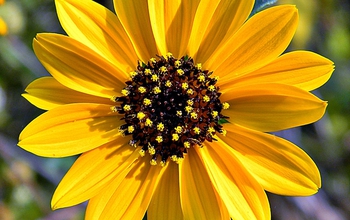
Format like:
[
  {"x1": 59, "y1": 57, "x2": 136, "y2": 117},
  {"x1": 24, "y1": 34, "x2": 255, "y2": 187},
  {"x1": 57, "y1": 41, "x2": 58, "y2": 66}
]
[{"x1": 0, "y1": 0, "x2": 349, "y2": 219}]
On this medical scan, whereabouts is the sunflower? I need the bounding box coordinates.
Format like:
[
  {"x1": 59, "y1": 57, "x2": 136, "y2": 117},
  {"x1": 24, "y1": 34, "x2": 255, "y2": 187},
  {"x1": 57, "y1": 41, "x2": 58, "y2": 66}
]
[{"x1": 18, "y1": 0, "x2": 334, "y2": 219}]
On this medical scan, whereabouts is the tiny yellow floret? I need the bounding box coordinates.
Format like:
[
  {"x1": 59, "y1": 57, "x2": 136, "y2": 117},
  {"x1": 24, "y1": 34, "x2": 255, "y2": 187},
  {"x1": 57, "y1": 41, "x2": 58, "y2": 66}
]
[
  {"x1": 144, "y1": 68, "x2": 152, "y2": 75},
  {"x1": 165, "y1": 80, "x2": 172, "y2": 87},
  {"x1": 174, "y1": 60, "x2": 181, "y2": 68},
  {"x1": 208, "y1": 85, "x2": 215, "y2": 92},
  {"x1": 196, "y1": 63, "x2": 202, "y2": 70},
  {"x1": 187, "y1": 100, "x2": 193, "y2": 106},
  {"x1": 184, "y1": 141, "x2": 191, "y2": 148},
  {"x1": 143, "y1": 98, "x2": 152, "y2": 106},
  {"x1": 145, "y1": 118, "x2": 153, "y2": 127},
  {"x1": 127, "y1": 125, "x2": 135, "y2": 133},
  {"x1": 211, "y1": 111, "x2": 218, "y2": 118},
  {"x1": 130, "y1": 71, "x2": 138, "y2": 78},
  {"x1": 139, "y1": 149, "x2": 146, "y2": 157},
  {"x1": 198, "y1": 75, "x2": 205, "y2": 82},
  {"x1": 207, "y1": 126, "x2": 215, "y2": 134},
  {"x1": 123, "y1": 104, "x2": 131, "y2": 111},
  {"x1": 187, "y1": 89, "x2": 194, "y2": 95},
  {"x1": 160, "y1": 66, "x2": 167, "y2": 73},
  {"x1": 157, "y1": 122, "x2": 165, "y2": 131},
  {"x1": 148, "y1": 144, "x2": 156, "y2": 155},
  {"x1": 182, "y1": 82, "x2": 189, "y2": 90},
  {"x1": 137, "y1": 112, "x2": 146, "y2": 120},
  {"x1": 121, "y1": 89, "x2": 129, "y2": 96},
  {"x1": 155, "y1": 135, "x2": 163, "y2": 143},
  {"x1": 138, "y1": 86, "x2": 147, "y2": 93},
  {"x1": 172, "y1": 133, "x2": 180, "y2": 141},
  {"x1": 176, "y1": 111, "x2": 182, "y2": 117},
  {"x1": 203, "y1": 95, "x2": 210, "y2": 102},
  {"x1": 153, "y1": 86, "x2": 161, "y2": 94},
  {"x1": 151, "y1": 74, "x2": 159, "y2": 82},
  {"x1": 177, "y1": 69, "x2": 184, "y2": 76},
  {"x1": 185, "y1": 106, "x2": 193, "y2": 113},
  {"x1": 222, "y1": 102, "x2": 230, "y2": 110},
  {"x1": 175, "y1": 126, "x2": 183, "y2": 134},
  {"x1": 150, "y1": 159, "x2": 157, "y2": 165},
  {"x1": 190, "y1": 112, "x2": 198, "y2": 119},
  {"x1": 193, "y1": 127, "x2": 201, "y2": 134}
]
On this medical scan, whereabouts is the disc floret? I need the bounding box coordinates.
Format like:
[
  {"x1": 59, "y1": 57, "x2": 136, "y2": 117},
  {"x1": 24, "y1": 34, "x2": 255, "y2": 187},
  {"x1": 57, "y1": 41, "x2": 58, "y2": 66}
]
[{"x1": 112, "y1": 54, "x2": 229, "y2": 165}]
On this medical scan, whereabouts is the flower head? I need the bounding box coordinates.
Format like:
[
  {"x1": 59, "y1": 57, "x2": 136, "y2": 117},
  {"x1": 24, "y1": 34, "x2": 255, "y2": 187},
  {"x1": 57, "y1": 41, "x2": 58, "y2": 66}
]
[{"x1": 18, "y1": 0, "x2": 334, "y2": 219}]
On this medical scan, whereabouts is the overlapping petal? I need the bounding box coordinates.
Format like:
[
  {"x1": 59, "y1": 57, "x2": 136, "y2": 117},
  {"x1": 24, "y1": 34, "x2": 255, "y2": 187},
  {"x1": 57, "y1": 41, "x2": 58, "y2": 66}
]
[
  {"x1": 220, "y1": 51, "x2": 334, "y2": 91},
  {"x1": 179, "y1": 148, "x2": 228, "y2": 219},
  {"x1": 197, "y1": 142, "x2": 270, "y2": 220},
  {"x1": 18, "y1": 103, "x2": 121, "y2": 157},
  {"x1": 52, "y1": 139, "x2": 139, "y2": 209},
  {"x1": 204, "y1": 5, "x2": 298, "y2": 79},
  {"x1": 221, "y1": 83, "x2": 327, "y2": 132},
  {"x1": 23, "y1": 77, "x2": 112, "y2": 110},
  {"x1": 192, "y1": 0, "x2": 254, "y2": 63},
  {"x1": 55, "y1": 0, "x2": 137, "y2": 73},
  {"x1": 86, "y1": 156, "x2": 164, "y2": 219},
  {"x1": 148, "y1": 162, "x2": 184, "y2": 220},
  {"x1": 33, "y1": 33, "x2": 126, "y2": 98},
  {"x1": 220, "y1": 123, "x2": 321, "y2": 195},
  {"x1": 113, "y1": 0, "x2": 158, "y2": 62}
]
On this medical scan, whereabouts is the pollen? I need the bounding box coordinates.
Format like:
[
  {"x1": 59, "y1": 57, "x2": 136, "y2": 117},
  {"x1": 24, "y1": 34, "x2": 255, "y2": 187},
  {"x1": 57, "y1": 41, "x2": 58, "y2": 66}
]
[
  {"x1": 172, "y1": 133, "x2": 180, "y2": 141},
  {"x1": 138, "y1": 86, "x2": 147, "y2": 93},
  {"x1": 143, "y1": 98, "x2": 152, "y2": 106},
  {"x1": 145, "y1": 118, "x2": 153, "y2": 127},
  {"x1": 114, "y1": 55, "x2": 228, "y2": 164},
  {"x1": 222, "y1": 102, "x2": 230, "y2": 110},
  {"x1": 155, "y1": 135, "x2": 163, "y2": 143},
  {"x1": 123, "y1": 104, "x2": 131, "y2": 111},
  {"x1": 137, "y1": 112, "x2": 146, "y2": 120},
  {"x1": 121, "y1": 89, "x2": 129, "y2": 96},
  {"x1": 193, "y1": 127, "x2": 201, "y2": 134},
  {"x1": 157, "y1": 123, "x2": 165, "y2": 131}
]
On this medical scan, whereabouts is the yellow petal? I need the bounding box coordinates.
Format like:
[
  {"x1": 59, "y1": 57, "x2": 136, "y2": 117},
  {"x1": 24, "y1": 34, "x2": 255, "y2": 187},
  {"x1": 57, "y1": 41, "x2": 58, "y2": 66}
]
[
  {"x1": 179, "y1": 148, "x2": 227, "y2": 220},
  {"x1": 113, "y1": 0, "x2": 157, "y2": 62},
  {"x1": 205, "y1": 5, "x2": 298, "y2": 79},
  {"x1": 86, "y1": 155, "x2": 164, "y2": 219},
  {"x1": 0, "y1": 17, "x2": 7, "y2": 36},
  {"x1": 223, "y1": 51, "x2": 334, "y2": 91},
  {"x1": 23, "y1": 77, "x2": 112, "y2": 110},
  {"x1": 52, "y1": 140, "x2": 139, "y2": 209},
  {"x1": 33, "y1": 33, "x2": 126, "y2": 98},
  {"x1": 148, "y1": 162, "x2": 184, "y2": 220},
  {"x1": 148, "y1": 0, "x2": 200, "y2": 57},
  {"x1": 18, "y1": 103, "x2": 121, "y2": 157},
  {"x1": 55, "y1": 0, "x2": 137, "y2": 73},
  {"x1": 197, "y1": 142, "x2": 270, "y2": 220},
  {"x1": 192, "y1": 0, "x2": 254, "y2": 63},
  {"x1": 221, "y1": 123, "x2": 321, "y2": 195},
  {"x1": 221, "y1": 83, "x2": 327, "y2": 132}
]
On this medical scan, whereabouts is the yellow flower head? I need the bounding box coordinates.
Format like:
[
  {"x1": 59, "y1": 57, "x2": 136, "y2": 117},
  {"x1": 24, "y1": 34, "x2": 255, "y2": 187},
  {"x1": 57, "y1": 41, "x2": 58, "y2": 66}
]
[{"x1": 18, "y1": 0, "x2": 334, "y2": 219}]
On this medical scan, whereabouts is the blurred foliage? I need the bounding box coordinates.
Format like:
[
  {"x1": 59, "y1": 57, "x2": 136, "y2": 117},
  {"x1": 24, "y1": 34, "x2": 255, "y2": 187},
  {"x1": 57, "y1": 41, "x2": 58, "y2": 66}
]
[{"x1": 0, "y1": 0, "x2": 349, "y2": 219}]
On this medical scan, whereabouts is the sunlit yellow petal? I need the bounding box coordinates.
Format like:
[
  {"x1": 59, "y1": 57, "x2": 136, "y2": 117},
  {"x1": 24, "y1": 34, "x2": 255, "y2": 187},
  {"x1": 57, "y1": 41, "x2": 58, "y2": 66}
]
[
  {"x1": 221, "y1": 83, "x2": 327, "y2": 132},
  {"x1": 18, "y1": 104, "x2": 121, "y2": 157},
  {"x1": 148, "y1": 0, "x2": 200, "y2": 57},
  {"x1": 113, "y1": 0, "x2": 157, "y2": 62},
  {"x1": 193, "y1": 0, "x2": 254, "y2": 63},
  {"x1": 197, "y1": 142, "x2": 270, "y2": 220},
  {"x1": 179, "y1": 148, "x2": 227, "y2": 219},
  {"x1": 52, "y1": 139, "x2": 139, "y2": 209},
  {"x1": 148, "y1": 162, "x2": 184, "y2": 220},
  {"x1": 222, "y1": 51, "x2": 334, "y2": 91},
  {"x1": 205, "y1": 5, "x2": 298, "y2": 79},
  {"x1": 23, "y1": 77, "x2": 112, "y2": 110},
  {"x1": 55, "y1": 0, "x2": 137, "y2": 73},
  {"x1": 86, "y1": 156, "x2": 164, "y2": 219},
  {"x1": 221, "y1": 123, "x2": 321, "y2": 195},
  {"x1": 33, "y1": 33, "x2": 126, "y2": 98}
]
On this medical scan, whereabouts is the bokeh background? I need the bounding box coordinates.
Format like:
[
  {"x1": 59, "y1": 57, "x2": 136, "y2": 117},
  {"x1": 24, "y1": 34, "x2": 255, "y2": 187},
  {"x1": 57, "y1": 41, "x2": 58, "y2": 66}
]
[{"x1": 0, "y1": 0, "x2": 349, "y2": 219}]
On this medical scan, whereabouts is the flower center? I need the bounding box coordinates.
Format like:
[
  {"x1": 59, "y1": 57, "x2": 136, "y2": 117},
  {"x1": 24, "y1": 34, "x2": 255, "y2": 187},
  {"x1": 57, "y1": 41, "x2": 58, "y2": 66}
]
[{"x1": 112, "y1": 53, "x2": 229, "y2": 165}]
